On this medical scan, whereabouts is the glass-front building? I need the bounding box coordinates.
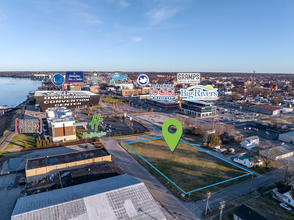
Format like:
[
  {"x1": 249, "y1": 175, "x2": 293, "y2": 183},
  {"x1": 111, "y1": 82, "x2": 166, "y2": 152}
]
[{"x1": 180, "y1": 100, "x2": 216, "y2": 117}]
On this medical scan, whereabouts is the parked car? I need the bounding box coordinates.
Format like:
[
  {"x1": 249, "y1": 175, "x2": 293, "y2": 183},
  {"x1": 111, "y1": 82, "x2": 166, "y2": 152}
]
[
  {"x1": 19, "y1": 177, "x2": 26, "y2": 185},
  {"x1": 228, "y1": 148, "x2": 235, "y2": 153},
  {"x1": 280, "y1": 203, "x2": 292, "y2": 211},
  {"x1": 114, "y1": 120, "x2": 117, "y2": 122},
  {"x1": 213, "y1": 146, "x2": 221, "y2": 151}
]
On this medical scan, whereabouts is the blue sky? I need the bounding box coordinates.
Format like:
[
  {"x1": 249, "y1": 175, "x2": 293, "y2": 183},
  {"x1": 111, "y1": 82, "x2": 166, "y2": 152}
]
[{"x1": 0, "y1": 0, "x2": 294, "y2": 72}]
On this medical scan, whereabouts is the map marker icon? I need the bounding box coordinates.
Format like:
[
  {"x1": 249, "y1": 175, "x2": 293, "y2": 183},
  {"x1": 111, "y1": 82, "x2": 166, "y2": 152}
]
[{"x1": 162, "y1": 119, "x2": 183, "y2": 153}]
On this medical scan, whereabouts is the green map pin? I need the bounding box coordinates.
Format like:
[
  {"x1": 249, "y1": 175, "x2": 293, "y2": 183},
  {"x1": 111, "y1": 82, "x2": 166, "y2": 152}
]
[{"x1": 162, "y1": 119, "x2": 183, "y2": 153}]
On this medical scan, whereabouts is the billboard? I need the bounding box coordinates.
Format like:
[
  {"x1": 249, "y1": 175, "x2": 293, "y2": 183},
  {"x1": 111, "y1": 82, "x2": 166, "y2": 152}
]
[
  {"x1": 65, "y1": 71, "x2": 84, "y2": 83},
  {"x1": 150, "y1": 84, "x2": 175, "y2": 100},
  {"x1": 177, "y1": 73, "x2": 200, "y2": 84},
  {"x1": 180, "y1": 85, "x2": 218, "y2": 100}
]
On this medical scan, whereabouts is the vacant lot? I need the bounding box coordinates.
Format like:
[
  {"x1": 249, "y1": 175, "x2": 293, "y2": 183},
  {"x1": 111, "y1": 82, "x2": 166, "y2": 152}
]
[
  {"x1": 103, "y1": 98, "x2": 125, "y2": 104},
  {"x1": 123, "y1": 138, "x2": 250, "y2": 200},
  {"x1": 2, "y1": 134, "x2": 35, "y2": 153}
]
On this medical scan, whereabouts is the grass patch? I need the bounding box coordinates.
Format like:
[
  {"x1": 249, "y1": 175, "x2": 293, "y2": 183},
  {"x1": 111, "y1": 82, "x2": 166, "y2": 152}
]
[
  {"x1": 251, "y1": 161, "x2": 279, "y2": 174},
  {"x1": 122, "y1": 138, "x2": 251, "y2": 200},
  {"x1": 103, "y1": 98, "x2": 125, "y2": 104},
  {"x1": 257, "y1": 182, "x2": 279, "y2": 194},
  {"x1": 247, "y1": 193, "x2": 294, "y2": 219},
  {"x1": 111, "y1": 131, "x2": 152, "y2": 139},
  {"x1": 2, "y1": 134, "x2": 35, "y2": 153}
]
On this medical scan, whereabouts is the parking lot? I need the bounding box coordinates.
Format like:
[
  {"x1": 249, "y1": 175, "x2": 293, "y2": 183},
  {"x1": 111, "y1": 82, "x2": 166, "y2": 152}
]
[{"x1": 77, "y1": 116, "x2": 147, "y2": 136}]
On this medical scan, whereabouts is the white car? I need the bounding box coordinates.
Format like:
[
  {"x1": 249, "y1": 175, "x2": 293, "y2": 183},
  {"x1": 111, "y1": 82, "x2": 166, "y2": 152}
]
[{"x1": 280, "y1": 203, "x2": 292, "y2": 211}]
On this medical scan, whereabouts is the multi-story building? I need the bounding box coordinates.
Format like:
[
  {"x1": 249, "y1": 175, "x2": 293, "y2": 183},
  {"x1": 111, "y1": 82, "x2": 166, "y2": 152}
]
[
  {"x1": 180, "y1": 100, "x2": 216, "y2": 117},
  {"x1": 145, "y1": 99, "x2": 181, "y2": 110},
  {"x1": 46, "y1": 107, "x2": 76, "y2": 143}
]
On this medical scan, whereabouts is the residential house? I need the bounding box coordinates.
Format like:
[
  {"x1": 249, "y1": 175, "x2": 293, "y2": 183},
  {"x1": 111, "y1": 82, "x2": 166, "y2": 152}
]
[
  {"x1": 234, "y1": 153, "x2": 263, "y2": 168},
  {"x1": 240, "y1": 136, "x2": 259, "y2": 150},
  {"x1": 233, "y1": 204, "x2": 268, "y2": 220},
  {"x1": 273, "y1": 183, "x2": 294, "y2": 207}
]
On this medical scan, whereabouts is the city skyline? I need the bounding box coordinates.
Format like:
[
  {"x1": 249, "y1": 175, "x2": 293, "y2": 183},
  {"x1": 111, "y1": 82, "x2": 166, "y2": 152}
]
[{"x1": 0, "y1": 0, "x2": 294, "y2": 72}]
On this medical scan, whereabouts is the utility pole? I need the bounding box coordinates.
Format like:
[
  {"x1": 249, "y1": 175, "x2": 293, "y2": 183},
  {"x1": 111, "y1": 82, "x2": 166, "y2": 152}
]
[
  {"x1": 219, "y1": 201, "x2": 226, "y2": 220},
  {"x1": 205, "y1": 192, "x2": 211, "y2": 215},
  {"x1": 249, "y1": 173, "x2": 253, "y2": 193}
]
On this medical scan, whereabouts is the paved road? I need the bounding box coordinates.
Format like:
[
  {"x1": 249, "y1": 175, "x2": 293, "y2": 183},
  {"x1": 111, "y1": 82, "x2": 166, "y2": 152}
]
[
  {"x1": 0, "y1": 131, "x2": 15, "y2": 151},
  {"x1": 186, "y1": 168, "x2": 283, "y2": 219},
  {"x1": 102, "y1": 136, "x2": 198, "y2": 220}
]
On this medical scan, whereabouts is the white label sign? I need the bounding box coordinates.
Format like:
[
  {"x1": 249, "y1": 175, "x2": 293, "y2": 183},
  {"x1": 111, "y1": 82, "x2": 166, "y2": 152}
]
[{"x1": 177, "y1": 73, "x2": 200, "y2": 84}]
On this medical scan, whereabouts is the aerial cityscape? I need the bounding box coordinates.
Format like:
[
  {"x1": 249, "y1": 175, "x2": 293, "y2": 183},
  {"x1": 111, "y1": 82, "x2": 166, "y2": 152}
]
[{"x1": 1, "y1": 1, "x2": 294, "y2": 220}]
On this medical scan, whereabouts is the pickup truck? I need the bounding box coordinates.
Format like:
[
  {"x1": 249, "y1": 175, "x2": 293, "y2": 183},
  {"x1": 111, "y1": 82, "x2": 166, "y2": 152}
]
[{"x1": 219, "y1": 148, "x2": 227, "y2": 153}]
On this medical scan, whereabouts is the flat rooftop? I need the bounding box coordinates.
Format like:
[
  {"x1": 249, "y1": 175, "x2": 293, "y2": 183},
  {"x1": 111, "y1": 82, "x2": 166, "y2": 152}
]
[
  {"x1": 183, "y1": 100, "x2": 212, "y2": 105},
  {"x1": 26, "y1": 149, "x2": 110, "y2": 170},
  {"x1": 251, "y1": 104, "x2": 285, "y2": 111},
  {"x1": 34, "y1": 90, "x2": 99, "y2": 97}
]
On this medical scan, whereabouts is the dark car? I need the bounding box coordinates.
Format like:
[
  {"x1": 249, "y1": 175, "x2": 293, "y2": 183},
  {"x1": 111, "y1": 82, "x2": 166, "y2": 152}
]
[{"x1": 19, "y1": 177, "x2": 26, "y2": 185}]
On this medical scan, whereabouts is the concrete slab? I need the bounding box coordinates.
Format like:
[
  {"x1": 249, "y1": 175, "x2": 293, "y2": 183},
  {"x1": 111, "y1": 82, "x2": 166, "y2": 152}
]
[{"x1": 9, "y1": 158, "x2": 23, "y2": 170}]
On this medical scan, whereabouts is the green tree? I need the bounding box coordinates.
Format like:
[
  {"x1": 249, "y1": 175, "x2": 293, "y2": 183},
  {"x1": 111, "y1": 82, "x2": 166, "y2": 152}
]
[
  {"x1": 135, "y1": 130, "x2": 138, "y2": 134},
  {"x1": 140, "y1": 129, "x2": 142, "y2": 133},
  {"x1": 46, "y1": 138, "x2": 50, "y2": 145},
  {"x1": 24, "y1": 141, "x2": 28, "y2": 148},
  {"x1": 113, "y1": 132, "x2": 116, "y2": 136},
  {"x1": 119, "y1": 132, "x2": 121, "y2": 136},
  {"x1": 36, "y1": 141, "x2": 40, "y2": 148},
  {"x1": 43, "y1": 140, "x2": 46, "y2": 146},
  {"x1": 124, "y1": 131, "x2": 127, "y2": 135},
  {"x1": 0, "y1": 151, "x2": 2, "y2": 156},
  {"x1": 129, "y1": 131, "x2": 132, "y2": 135}
]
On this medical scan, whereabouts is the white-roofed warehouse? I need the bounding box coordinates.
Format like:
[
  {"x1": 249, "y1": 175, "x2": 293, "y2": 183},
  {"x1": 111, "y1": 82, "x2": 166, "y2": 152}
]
[{"x1": 11, "y1": 174, "x2": 166, "y2": 220}]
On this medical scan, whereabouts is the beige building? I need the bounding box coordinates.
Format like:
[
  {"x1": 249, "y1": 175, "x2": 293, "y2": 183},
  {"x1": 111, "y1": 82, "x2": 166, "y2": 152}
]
[{"x1": 25, "y1": 149, "x2": 112, "y2": 182}]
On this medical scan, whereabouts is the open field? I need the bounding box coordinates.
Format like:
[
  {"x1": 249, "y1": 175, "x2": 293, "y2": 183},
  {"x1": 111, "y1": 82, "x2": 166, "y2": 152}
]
[
  {"x1": 122, "y1": 138, "x2": 251, "y2": 200},
  {"x1": 0, "y1": 110, "x2": 20, "y2": 145},
  {"x1": 102, "y1": 98, "x2": 125, "y2": 104},
  {"x1": 2, "y1": 134, "x2": 35, "y2": 153}
]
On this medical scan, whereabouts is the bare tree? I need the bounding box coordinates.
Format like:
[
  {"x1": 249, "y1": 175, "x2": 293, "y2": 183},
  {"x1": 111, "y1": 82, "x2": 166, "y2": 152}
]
[
  {"x1": 149, "y1": 107, "x2": 154, "y2": 112},
  {"x1": 258, "y1": 141, "x2": 276, "y2": 169},
  {"x1": 280, "y1": 161, "x2": 294, "y2": 185}
]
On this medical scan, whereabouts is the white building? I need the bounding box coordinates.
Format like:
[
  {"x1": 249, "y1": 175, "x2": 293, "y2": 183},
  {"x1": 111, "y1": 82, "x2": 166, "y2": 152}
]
[
  {"x1": 273, "y1": 185, "x2": 294, "y2": 207},
  {"x1": 234, "y1": 153, "x2": 263, "y2": 168},
  {"x1": 240, "y1": 136, "x2": 259, "y2": 150},
  {"x1": 46, "y1": 107, "x2": 76, "y2": 143},
  {"x1": 259, "y1": 145, "x2": 294, "y2": 160},
  {"x1": 279, "y1": 131, "x2": 294, "y2": 144}
]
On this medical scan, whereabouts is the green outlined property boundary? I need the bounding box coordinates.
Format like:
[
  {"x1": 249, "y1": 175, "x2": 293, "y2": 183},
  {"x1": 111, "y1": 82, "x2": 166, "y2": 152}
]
[{"x1": 124, "y1": 137, "x2": 253, "y2": 194}]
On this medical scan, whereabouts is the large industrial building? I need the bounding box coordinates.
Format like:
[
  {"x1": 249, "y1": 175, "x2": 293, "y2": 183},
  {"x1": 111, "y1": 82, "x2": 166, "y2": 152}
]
[
  {"x1": 25, "y1": 148, "x2": 112, "y2": 182},
  {"x1": 180, "y1": 100, "x2": 216, "y2": 117},
  {"x1": 12, "y1": 174, "x2": 166, "y2": 220},
  {"x1": 248, "y1": 104, "x2": 293, "y2": 115},
  {"x1": 34, "y1": 90, "x2": 100, "y2": 111},
  {"x1": 46, "y1": 107, "x2": 76, "y2": 142},
  {"x1": 146, "y1": 99, "x2": 181, "y2": 110},
  {"x1": 279, "y1": 131, "x2": 294, "y2": 144}
]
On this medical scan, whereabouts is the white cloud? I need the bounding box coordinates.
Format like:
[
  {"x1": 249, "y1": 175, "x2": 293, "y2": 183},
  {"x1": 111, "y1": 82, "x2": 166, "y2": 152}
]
[
  {"x1": 145, "y1": 6, "x2": 179, "y2": 24},
  {"x1": 118, "y1": 0, "x2": 130, "y2": 8},
  {"x1": 131, "y1": 36, "x2": 143, "y2": 42}
]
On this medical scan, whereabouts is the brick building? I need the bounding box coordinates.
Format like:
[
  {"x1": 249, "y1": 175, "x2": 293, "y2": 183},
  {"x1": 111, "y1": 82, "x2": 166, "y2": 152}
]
[{"x1": 46, "y1": 107, "x2": 76, "y2": 143}]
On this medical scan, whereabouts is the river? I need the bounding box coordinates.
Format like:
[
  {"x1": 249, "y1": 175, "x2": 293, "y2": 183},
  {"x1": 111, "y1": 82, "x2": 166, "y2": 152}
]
[{"x1": 0, "y1": 77, "x2": 42, "y2": 106}]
